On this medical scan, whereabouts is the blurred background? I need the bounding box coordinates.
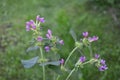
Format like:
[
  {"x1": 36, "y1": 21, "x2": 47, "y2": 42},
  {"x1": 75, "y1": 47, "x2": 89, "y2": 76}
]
[{"x1": 0, "y1": 0, "x2": 120, "y2": 80}]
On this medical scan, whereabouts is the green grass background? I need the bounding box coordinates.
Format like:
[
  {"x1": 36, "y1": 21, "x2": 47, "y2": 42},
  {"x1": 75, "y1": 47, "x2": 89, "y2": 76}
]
[{"x1": 0, "y1": 0, "x2": 120, "y2": 80}]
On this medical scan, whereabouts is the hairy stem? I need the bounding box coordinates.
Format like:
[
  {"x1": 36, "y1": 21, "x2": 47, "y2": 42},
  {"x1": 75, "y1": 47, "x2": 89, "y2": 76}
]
[
  {"x1": 65, "y1": 59, "x2": 94, "y2": 80},
  {"x1": 65, "y1": 68, "x2": 75, "y2": 80},
  {"x1": 40, "y1": 47, "x2": 45, "y2": 80},
  {"x1": 82, "y1": 59, "x2": 94, "y2": 65},
  {"x1": 64, "y1": 47, "x2": 78, "y2": 66},
  {"x1": 88, "y1": 44, "x2": 93, "y2": 58},
  {"x1": 56, "y1": 75, "x2": 60, "y2": 80},
  {"x1": 57, "y1": 47, "x2": 78, "y2": 80}
]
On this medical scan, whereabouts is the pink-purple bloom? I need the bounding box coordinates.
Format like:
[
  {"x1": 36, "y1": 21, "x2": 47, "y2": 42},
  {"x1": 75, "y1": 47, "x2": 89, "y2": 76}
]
[
  {"x1": 88, "y1": 36, "x2": 99, "y2": 42},
  {"x1": 36, "y1": 15, "x2": 40, "y2": 21},
  {"x1": 59, "y1": 40, "x2": 64, "y2": 45},
  {"x1": 98, "y1": 59, "x2": 108, "y2": 71},
  {"x1": 99, "y1": 65, "x2": 108, "y2": 71},
  {"x1": 79, "y1": 56, "x2": 86, "y2": 63},
  {"x1": 82, "y1": 32, "x2": 88, "y2": 37},
  {"x1": 100, "y1": 59, "x2": 106, "y2": 65},
  {"x1": 37, "y1": 36, "x2": 43, "y2": 41},
  {"x1": 46, "y1": 29, "x2": 52, "y2": 39},
  {"x1": 45, "y1": 46, "x2": 50, "y2": 52},
  {"x1": 29, "y1": 20, "x2": 36, "y2": 29},
  {"x1": 36, "y1": 15, "x2": 45, "y2": 23},
  {"x1": 59, "y1": 58, "x2": 64, "y2": 65},
  {"x1": 48, "y1": 29, "x2": 52, "y2": 35},
  {"x1": 94, "y1": 54, "x2": 100, "y2": 59},
  {"x1": 26, "y1": 20, "x2": 36, "y2": 31},
  {"x1": 26, "y1": 22, "x2": 31, "y2": 31}
]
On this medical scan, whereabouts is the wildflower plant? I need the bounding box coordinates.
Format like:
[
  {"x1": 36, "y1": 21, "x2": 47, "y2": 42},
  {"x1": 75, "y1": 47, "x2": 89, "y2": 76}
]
[{"x1": 21, "y1": 15, "x2": 108, "y2": 80}]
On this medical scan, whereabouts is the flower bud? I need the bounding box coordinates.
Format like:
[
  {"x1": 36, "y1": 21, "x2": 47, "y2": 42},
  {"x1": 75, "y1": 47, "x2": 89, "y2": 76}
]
[
  {"x1": 45, "y1": 46, "x2": 50, "y2": 52},
  {"x1": 79, "y1": 56, "x2": 86, "y2": 63},
  {"x1": 59, "y1": 40, "x2": 64, "y2": 45},
  {"x1": 82, "y1": 32, "x2": 88, "y2": 37},
  {"x1": 75, "y1": 42, "x2": 83, "y2": 48}
]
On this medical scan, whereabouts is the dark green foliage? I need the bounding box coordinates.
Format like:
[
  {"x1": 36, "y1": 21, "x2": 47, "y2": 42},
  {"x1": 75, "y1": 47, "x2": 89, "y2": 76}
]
[{"x1": 88, "y1": 0, "x2": 120, "y2": 8}]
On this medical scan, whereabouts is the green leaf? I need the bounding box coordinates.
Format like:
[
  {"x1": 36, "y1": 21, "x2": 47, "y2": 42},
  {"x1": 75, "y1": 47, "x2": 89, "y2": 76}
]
[
  {"x1": 21, "y1": 56, "x2": 39, "y2": 68},
  {"x1": 69, "y1": 29, "x2": 77, "y2": 41},
  {"x1": 39, "y1": 61, "x2": 60, "y2": 66},
  {"x1": 26, "y1": 46, "x2": 39, "y2": 52}
]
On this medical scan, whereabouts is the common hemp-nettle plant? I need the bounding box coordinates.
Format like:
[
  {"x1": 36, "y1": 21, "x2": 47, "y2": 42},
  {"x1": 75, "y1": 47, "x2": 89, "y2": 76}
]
[{"x1": 21, "y1": 15, "x2": 108, "y2": 80}]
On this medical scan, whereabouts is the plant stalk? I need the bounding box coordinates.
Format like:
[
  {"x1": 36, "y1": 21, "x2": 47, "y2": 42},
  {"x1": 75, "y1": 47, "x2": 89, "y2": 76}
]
[
  {"x1": 65, "y1": 68, "x2": 75, "y2": 80},
  {"x1": 88, "y1": 44, "x2": 93, "y2": 58},
  {"x1": 64, "y1": 47, "x2": 78, "y2": 66},
  {"x1": 57, "y1": 47, "x2": 78, "y2": 80},
  {"x1": 56, "y1": 75, "x2": 60, "y2": 80},
  {"x1": 40, "y1": 47, "x2": 46, "y2": 80}
]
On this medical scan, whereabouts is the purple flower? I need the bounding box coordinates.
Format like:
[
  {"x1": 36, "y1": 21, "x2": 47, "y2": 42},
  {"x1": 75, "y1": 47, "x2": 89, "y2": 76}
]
[
  {"x1": 29, "y1": 20, "x2": 34, "y2": 24},
  {"x1": 59, "y1": 58, "x2": 64, "y2": 65},
  {"x1": 36, "y1": 15, "x2": 40, "y2": 21},
  {"x1": 59, "y1": 40, "x2": 64, "y2": 45},
  {"x1": 26, "y1": 22, "x2": 31, "y2": 31},
  {"x1": 39, "y1": 17, "x2": 45, "y2": 23},
  {"x1": 37, "y1": 36, "x2": 43, "y2": 41},
  {"x1": 100, "y1": 59, "x2": 106, "y2": 65},
  {"x1": 29, "y1": 20, "x2": 36, "y2": 29},
  {"x1": 99, "y1": 65, "x2": 108, "y2": 71},
  {"x1": 46, "y1": 34, "x2": 51, "y2": 39},
  {"x1": 79, "y1": 56, "x2": 86, "y2": 63},
  {"x1": 94, "y1": 54, "x2": 100, "y2": 59},
  {"x1": 45, "y1": 46, "x2": 50, "y2": 52},
  {"x1": 46, "y1": 29, "x2": 52, "y2": 39},
  {"x1": 25, "y1": 20, "x2": 36, "y2": 31},
  {"x1": 97, "y1": 59, "x2": 108, "y2": 71},
  {"x1": 36, "y1": 15, "x2": 45, "y2": 23},
  {"x1": 88, "y1": 36, "x2": 99, "y2": 42},
  {"x1": 82, "y1": 32, "x2": 88, "y2": 37},
  {"x1": 48, "y1": 29, "x2": 52, "y2": 35}
]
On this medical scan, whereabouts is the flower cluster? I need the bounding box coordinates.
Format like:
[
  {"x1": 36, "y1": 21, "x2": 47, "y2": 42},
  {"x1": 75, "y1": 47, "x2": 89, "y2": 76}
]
[
  {"x1": 83, "y1": 32, "x2": 99, "y2": 42},
  {"x1": 95, "y1": 54, "x2": 108, "y2": 71},
  {"x1": 26, "y1": 20, "x2": 36, "y2": 31},
  {"x1": 26, "y1": 15, "x2": 45, "y2": 31},
  {"x1": 99, "y1": 59, "x2": 108, "y2": 71},
  {"x1": 75, "y1": 31, "x2": 99, "y2": 48},
  {"x1": 26, "y1": 15, "x2": 64, "y2": 53},
  {"x1": 78, "y1": 54, "x2": 108, "y2": 71},
  {"x1": 82, "y1": 31, "x2": 99, "y2": 44},
  {"x1": 75, "y1": 31, "x2": 107, "y2": 71},
  {"x1": 36, "y1": 15, "x2": 45, "y2": 23}
]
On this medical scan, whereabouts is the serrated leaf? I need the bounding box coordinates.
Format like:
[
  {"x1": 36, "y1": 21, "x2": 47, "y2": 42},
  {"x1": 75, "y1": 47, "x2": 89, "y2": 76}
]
[
  {"x1": 69, "y1": 29, "x2": 77, "y2": 41},
  {"x1": 39, "y1": 61, "x2": 60, "y2": 66},
  {"x1": 21, "y1": 56, "x2": 39, "y2": 68},
  {"x1": 26, "y1": 46, "x2": 39, "y2": 52}
]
